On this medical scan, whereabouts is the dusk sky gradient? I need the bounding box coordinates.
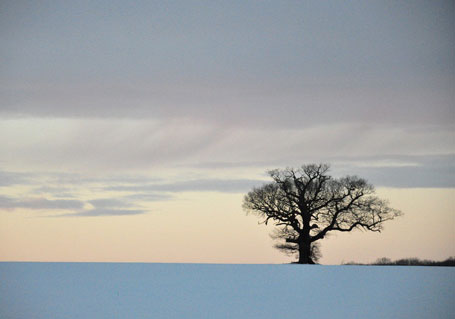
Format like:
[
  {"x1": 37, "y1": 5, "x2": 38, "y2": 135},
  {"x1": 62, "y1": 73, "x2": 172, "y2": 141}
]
[{"x1": 0, "y1": 1, "x2": 454, "y2": 264}]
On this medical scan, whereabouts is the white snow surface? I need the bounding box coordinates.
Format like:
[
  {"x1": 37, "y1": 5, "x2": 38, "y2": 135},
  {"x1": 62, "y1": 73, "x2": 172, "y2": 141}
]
[{"x1": 1, "y1": 262, "x2": 454, "y2": 318}]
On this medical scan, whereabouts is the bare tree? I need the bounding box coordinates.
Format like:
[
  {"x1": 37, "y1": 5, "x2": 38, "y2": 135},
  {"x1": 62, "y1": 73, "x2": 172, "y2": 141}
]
[{"x1": 243, "y1": 164, "x2": 402, "y2": 264}]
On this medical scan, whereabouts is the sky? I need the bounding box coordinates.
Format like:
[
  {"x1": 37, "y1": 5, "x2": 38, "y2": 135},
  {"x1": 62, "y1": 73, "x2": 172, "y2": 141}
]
[{"x1": 0, "y1": 0, "x2": 454, "y2": 264}]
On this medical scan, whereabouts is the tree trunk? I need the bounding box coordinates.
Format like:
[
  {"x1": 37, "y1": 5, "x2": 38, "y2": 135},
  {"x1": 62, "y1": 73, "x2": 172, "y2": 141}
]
[
  {"x1": 298, "y1": 208, "x2": 315, "y2": 264},
  {"x1": 298, "y1": 238, "x2": 314, "y2": 264}
]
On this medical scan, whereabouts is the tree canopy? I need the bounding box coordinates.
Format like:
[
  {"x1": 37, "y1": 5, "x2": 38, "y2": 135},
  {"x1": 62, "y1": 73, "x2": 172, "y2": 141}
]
[{"x1": 243, "y1": 164, "x2": 402, "y2": 264}]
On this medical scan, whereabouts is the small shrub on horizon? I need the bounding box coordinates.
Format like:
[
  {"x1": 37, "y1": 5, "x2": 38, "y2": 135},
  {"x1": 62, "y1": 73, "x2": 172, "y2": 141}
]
[{"x1": 343, "y1": 257, "x2": 455, "y2": 266}]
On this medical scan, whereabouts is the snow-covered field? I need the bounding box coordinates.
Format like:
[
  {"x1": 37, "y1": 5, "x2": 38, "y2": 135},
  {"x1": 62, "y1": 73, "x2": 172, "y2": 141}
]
[{"x1": 1, "y1": 263, "x2": 453, "y2": 319}]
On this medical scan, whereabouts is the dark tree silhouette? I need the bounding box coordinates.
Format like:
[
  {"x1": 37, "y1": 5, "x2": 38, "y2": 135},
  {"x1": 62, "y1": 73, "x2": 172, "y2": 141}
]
[{"x1": 243, "y1": 164, "x2": 402, "y2": 264}]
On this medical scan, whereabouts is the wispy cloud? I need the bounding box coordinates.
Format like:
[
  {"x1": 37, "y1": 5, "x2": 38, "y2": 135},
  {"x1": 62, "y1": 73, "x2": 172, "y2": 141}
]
[
  {"x1": 61, "y1": 208, "x2": 148, "y2": 217},
  {"x1": 123, "y1": 193, "x2": 173, "y2": 202},
  {"x1": 0, "y1": 195, "x2": 85, "y2": 210},
  {"x1": 0, "y1": 170, "x2": 31, "y2": 187},
  {"x1": 105, "y1": 178, "x2": 267, "y2": 194},
  {"x1": 56, "y1": 196, "x2": 150, "y2": 217},
  {"x1": 88, "y1": 198, "x2": 131, "y2": 209},
  {"x1": 329, "y1": 154, "x2": 455, "y2": 188},
  {"x1": 0, "y1": 193, "x2": 151, "y2": 217}
]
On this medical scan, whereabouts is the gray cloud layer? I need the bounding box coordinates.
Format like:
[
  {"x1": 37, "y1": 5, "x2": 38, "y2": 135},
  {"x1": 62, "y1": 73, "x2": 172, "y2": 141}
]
[
  {"x1": 1, "y1": 1, "x2": 453, "y2": 130},
  {"x1": 2, "y1": 1, "x2": 452, "y2": 82},
  {"x1": 1, "y1": 83, "x2": 452, "y2": 132},
  {"x1": 0, "y1": 1, "x2": 453, "y2": 219}
]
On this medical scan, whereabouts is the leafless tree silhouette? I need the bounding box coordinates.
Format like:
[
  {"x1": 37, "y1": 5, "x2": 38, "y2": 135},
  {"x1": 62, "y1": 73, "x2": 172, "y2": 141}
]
[{"x1": 243, "y1": 164, "x2": 402, "y2": 264}]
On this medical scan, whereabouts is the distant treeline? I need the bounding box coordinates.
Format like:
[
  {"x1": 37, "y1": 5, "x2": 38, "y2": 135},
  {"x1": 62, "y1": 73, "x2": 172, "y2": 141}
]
[{"x1": 344, "y1": 257, "x2": 455, "y2": 266}]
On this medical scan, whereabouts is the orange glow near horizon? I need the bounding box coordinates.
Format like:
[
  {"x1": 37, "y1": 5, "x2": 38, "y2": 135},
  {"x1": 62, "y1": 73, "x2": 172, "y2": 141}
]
[{"x1": 0, "y1": 188, "x2": 453, "y2": 264}]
